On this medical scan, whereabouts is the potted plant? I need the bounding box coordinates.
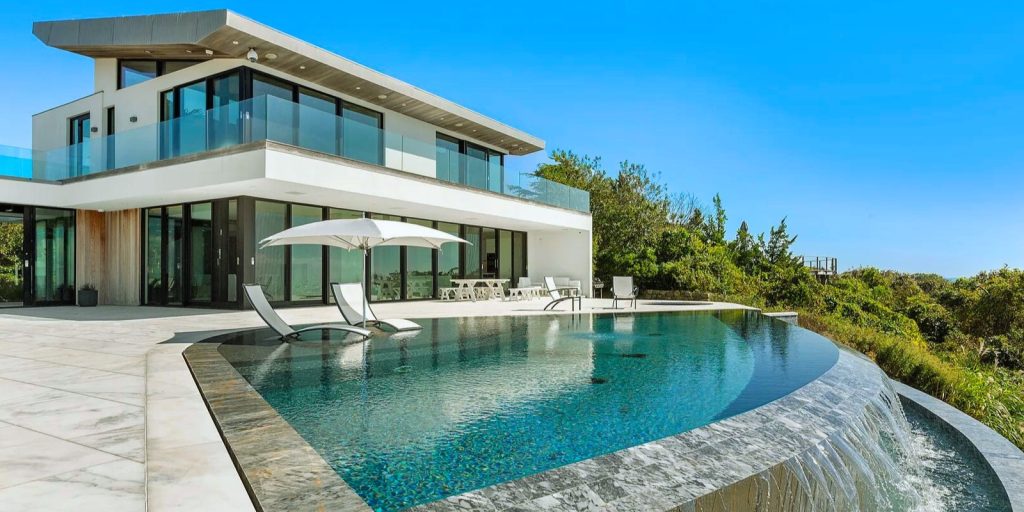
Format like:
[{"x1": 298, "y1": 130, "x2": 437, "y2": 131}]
[{"x1": 78, "y1": 284, "x2": 98, "y2": 307}]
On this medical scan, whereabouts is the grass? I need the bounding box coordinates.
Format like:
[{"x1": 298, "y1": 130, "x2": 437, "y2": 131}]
[{"x1": 799, "y1": 310, "x2": 1024, "y2": 449}]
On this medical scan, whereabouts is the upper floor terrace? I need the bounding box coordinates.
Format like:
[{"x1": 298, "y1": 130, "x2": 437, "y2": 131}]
[{"x1": 1, "y1": 94, "x2": 589, "y2": 212}]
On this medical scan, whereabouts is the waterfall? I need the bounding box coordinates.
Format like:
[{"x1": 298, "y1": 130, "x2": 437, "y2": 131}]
[{"x1": 762, "y1": 383, "x2": 934, "y2": 512}]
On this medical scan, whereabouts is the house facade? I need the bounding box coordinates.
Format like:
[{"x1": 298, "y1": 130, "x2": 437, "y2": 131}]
[{"x1": 0, "y1": 10, "x2": 592, "y2": 308}]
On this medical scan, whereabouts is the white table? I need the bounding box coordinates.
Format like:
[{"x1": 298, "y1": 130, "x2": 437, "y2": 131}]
[{"x1": 450, "y1": 279, "x2": 510, "y2": 301}]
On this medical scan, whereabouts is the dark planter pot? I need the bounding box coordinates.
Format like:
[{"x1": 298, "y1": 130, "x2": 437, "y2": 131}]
[{"x1": 78, "y1": 289, "x2": 98, "y2": 307}]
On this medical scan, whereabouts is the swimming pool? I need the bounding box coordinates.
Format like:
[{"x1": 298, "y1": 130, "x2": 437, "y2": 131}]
[{"x1": 219, "y1": 310, "x2": 839, "y2": 510}]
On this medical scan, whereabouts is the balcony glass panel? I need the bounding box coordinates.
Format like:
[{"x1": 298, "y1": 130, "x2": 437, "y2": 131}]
[{"x1": 14, "y1": 95, "x2": 590, "y2": 212}]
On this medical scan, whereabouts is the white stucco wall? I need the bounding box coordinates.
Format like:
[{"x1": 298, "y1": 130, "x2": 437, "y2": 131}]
[{"x1": 527, "y1": 229, "x2": 594, "y2": 297}]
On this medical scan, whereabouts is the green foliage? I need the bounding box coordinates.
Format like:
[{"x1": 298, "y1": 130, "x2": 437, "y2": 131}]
[{"x1": 536, "y1": 148, "x2": 1024, "y2": 448}]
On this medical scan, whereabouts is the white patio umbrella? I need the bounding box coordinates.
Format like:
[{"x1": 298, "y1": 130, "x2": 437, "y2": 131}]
[{"x1": 259, "y1": 218, "x2": 469, "y2": 326}]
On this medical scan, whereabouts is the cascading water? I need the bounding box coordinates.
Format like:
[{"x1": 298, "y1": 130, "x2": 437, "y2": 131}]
[{"x1": 734, "y1": 381, "x2": 1001, "y2": 512}]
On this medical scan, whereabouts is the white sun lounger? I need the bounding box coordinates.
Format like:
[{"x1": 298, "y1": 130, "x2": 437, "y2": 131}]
[
  {"x1": 243, "y1": 284, "x2": 371, "y2": 341},
  {"x1": 330, "y1": 282, "x2": 422, "y2": 331}
]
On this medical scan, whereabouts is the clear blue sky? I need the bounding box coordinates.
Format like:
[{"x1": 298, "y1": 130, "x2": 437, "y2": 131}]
[{"x1": 2, "y1": 1, "x2": 1022, "y2": 277}]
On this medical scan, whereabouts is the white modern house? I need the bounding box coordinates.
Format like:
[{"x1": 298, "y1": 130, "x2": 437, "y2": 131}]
[{"x1": 0, "y1": 9, "x2": 592, "y2": 308}]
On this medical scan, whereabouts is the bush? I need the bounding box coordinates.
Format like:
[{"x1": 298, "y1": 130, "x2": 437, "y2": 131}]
[{"x1": 800, "y1": 311, "x2": 1024, "y2": 449}]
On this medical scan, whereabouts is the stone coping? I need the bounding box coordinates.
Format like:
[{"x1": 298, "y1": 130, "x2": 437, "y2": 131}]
[
  {"x1": 183, "y1": 322, "x2": 897, "y2": 512},
  {"x1": 893, "y1": 380, "x2": 1024, "y2": 511},
  {"x1": 183, "y1": 338, "x2": 371, "y2": 512}
]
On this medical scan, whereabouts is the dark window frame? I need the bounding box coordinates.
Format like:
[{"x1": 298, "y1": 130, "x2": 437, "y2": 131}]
[{"x1": 118, "y1": 59, "x2": 204, "y2": 89}]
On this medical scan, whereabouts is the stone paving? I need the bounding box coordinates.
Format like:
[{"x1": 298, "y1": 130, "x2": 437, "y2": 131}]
[{"x1": 0, "y1": 298, "x2": 745, "y2": 511}]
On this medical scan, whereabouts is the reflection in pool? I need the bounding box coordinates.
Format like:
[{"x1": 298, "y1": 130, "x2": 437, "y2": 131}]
[{"x1": 220, "y1": 310, "x2": 839, "y2": 510}]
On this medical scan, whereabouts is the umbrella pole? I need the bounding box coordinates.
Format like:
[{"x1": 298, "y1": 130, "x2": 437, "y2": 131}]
[{"x1": 361, "y1": 248, "x2": 368, "y2": 328}]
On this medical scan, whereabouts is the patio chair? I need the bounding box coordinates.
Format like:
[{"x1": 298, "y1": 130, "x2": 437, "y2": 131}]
[
  {"x1": 543, "y1": 276, "x2": 583, "y2": 311},
  {"x1": 611, "y1": 276, "x2": 638, "y2": 309},
  {"x1": 330, "y1": 283, "x2": 422, "y2": 331},
  {"x1": 243, "y1": 284, "x2": 370, "y2": 341}
]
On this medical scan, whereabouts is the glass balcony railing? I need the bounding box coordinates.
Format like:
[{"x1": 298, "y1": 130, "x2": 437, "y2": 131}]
[{"x1": 4, "y1": 95, "x2": 590, "y2": 212}]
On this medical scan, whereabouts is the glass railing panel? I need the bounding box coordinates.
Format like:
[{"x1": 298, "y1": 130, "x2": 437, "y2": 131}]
[
  {"x1": 5, "y1": 94, "x2": 590, "y2": 211},
  {"x1": 0, "y1": 145, "x2": 32, "y2": 179}
]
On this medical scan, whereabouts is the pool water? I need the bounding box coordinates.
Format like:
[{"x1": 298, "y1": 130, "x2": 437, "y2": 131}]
[{"x1": 224, "y1": 310, "x2": 839, "y2": 510}]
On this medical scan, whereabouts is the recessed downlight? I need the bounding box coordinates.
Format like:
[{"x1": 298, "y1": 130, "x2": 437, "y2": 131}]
[
  {"x1": 265, "y1": 53, "x2": 278, "y2": 60},
  {"x1": 232, "y1": 40, "x2": 239, "y2": 45},
  {"x1": 299, "y1": 65, "x2": 306, "y2": 70},
  {"x1": 356, "y1": 86, "x2": 361, "y2": 90},
  {"x1": 455, "y1": 122, "x2": 464, "y2": 127},
  {"x1": 378, "y1": 94, "x2": 388, "y2": 100}
]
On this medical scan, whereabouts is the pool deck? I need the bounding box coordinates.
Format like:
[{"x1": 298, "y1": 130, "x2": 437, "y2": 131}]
[{"x1": 0, "y1": 298, "x2": 748, "y2": 511}]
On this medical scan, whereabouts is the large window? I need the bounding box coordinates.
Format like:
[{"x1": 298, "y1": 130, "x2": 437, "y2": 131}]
[
  {"x1": 32, "y1": 208, "x2": 75, "y2": 304},
  {"x1": 463, "y1": 226, "x2": 482, "y2": 279},
  {"x1": 290, "y1": 205, "x2": 324, "y2": 301},
  {"x1": 255, "y1": 201, "x2": 287, "y2": 301},
  {"x1": 119, "y1": 60, "x2": 200, "y2": 89},
  {"x1": 434, "y1": 135, "x2": 504, "y2": 193}
]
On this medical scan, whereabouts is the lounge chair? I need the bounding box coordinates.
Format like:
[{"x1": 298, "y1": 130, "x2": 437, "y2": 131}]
[
  {"x1": 543, "y1": 276, "x2": 583, "y2": 311},
  {"x1": 612, "y1": 276, "x2": 638, "y2": 309},
  {"x1": 243, "y1": 284, "x2": 371, "y2": 341},
  {"x1": 330, "y1": 283, "x2": 422, "y2": 331}
]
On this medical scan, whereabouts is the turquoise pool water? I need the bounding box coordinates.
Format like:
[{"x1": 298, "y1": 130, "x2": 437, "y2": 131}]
[{"x1": 223, "y1": 310, "x2": 839, "y2": 510}]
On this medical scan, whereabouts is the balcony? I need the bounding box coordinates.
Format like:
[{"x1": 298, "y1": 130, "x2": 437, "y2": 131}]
[{"x1": 2, "y1": 95, "x2": 589, "y2": 213}]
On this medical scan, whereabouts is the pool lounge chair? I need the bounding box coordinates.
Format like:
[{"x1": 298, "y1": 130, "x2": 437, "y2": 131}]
[
  {"x1": 330, "y1": 283, "x2": 422, "y2": 331},
  {"x1": 243, "y1": 284, "x2": 371, "y2": 341},
  {"x1": 612, "y1": 276, "x2": 638, "y2": 309},
  {"x1": 543, "y1": 276, "x2": 583, "y2": 311}
]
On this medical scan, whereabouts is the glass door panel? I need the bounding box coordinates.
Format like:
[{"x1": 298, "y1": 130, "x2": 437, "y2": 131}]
[
  {"x1": 166, "y1": 206, "x2": 185, "y2": 305},
  {"x1": 255, "y1": 201, "x2": 287, "y2": 302},
  {"x1": 342, "y1": 104, "x2": 383, "y2": 165},
  {"x1": 299, "y1": 87, "x2": 338, "y2": 154},
  {"x1": 178, "y1": 81, "x2": 207, "y2": 155},
  {"x1": 369, "y1": 214, "x2": 401, "y2": 301},
  {"x1": 465, "y1": 146, "x2": 487, "y2": 190},
  {"x1": 482, "y1": 228, "x2": 497, "y2": 278},
  {"x1": 290, "y1": 205, "x2": 323, "y2": 301},
  {"x1": 68, "y1": 114, "x2": 90, "y2": 177},
  {"x1": 32, "y1": 208, "x2": 75, "y2": 304},
  {"x1": 0, "y1": 206, "x2": 25, "y2": 307},
  {"x1": 189, "y1": 203, "x2": 213, "y2": 303},
  {"x1": 513, "y1": 231, "x2": 527, "y2": 285},
  {"x1": 437, "y1": 222, "x2": 461, "y2": 287},
  {"x1": 405, "y1": 219, "x2": 434, "y2": 299},
  {"x1": 222, "y1": 200, "x2": 239, "y2": 304},
  {"x1": 209, "y1": 73, "x2": 241, "y2": 150},
  {"x1": 499, "y1": 230, "x2": 512, "y2": 280},
  {"x1": 145, "y1": 208, "x2": 163, "y2": 305},
  {"x1": 329, "y1": 209, "x2": 364, "y2": 298},
  {"x1": 488, "y1": 153, "x2": 503, "y2": 193},
  {"x1": 463, "y1": 226, "x2": 481, "y2": 278}
]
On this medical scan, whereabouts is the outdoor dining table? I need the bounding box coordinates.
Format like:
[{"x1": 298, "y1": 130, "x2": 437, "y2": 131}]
[{"x1": 450, "y1": 278, "x2": 510, "y2": 301}]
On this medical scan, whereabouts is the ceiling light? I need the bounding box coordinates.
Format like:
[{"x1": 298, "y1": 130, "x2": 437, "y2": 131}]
[
  {"x1": 355, "y1": 86, "x2": 361, "y2": 90},
  {"x1": 265, "y1": 53, "x2": 277, "y2": 60},
  {"x1": 185, "y1": 49, "x2": 192, "y2": 54},
  {"x1": 455, "y1": 123, "x2": 464, "y2": 127},
  {"x1": 299, "y1": 65, "x2": 306, "y2": 70},
  {"x1": 232, "y1": 41, "x2": 239, "y2": 45},
  {"x1": 204, "y1": 49, "x2": 214, "y2": 56},
  {"x1": 145, "y1": 50, "x2": 152, "y2": 54},
  {"x1": 377, "y1": 95, "x2": 388, "y2": 100}
]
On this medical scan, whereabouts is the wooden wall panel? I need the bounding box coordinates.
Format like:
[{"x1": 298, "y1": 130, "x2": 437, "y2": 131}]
[{"x1": 75, "y1": 209, "x2": 140, "y2": 306}]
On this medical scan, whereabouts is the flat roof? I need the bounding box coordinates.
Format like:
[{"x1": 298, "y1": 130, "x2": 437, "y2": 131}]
[{"x1": 32, "y1": 9, "x2": 544, "y2": 155}]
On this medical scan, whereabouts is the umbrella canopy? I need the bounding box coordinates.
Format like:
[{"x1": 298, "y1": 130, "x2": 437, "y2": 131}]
[
  {"x1": 259, "y1": 218, "x2": 469, "y2": 251},
  {"x1": 258, "y1": 218, "x2": 470, "y2": 328}
]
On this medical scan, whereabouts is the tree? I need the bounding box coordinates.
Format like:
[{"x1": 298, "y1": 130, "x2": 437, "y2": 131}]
[
  {"x1": 729, "y1": 221, "x2": 763, "y2": 274},
  {"x1": 703, "y1": 194, "x2": 727, "y2": 245},
  {"x1": 761, "y1": 217, "x2": 800, "y2": 268}
]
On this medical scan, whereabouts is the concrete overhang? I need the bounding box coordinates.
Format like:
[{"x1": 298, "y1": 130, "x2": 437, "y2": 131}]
[{"x1": 32, "y1": 9, "x2": 544, "y2": 156}]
